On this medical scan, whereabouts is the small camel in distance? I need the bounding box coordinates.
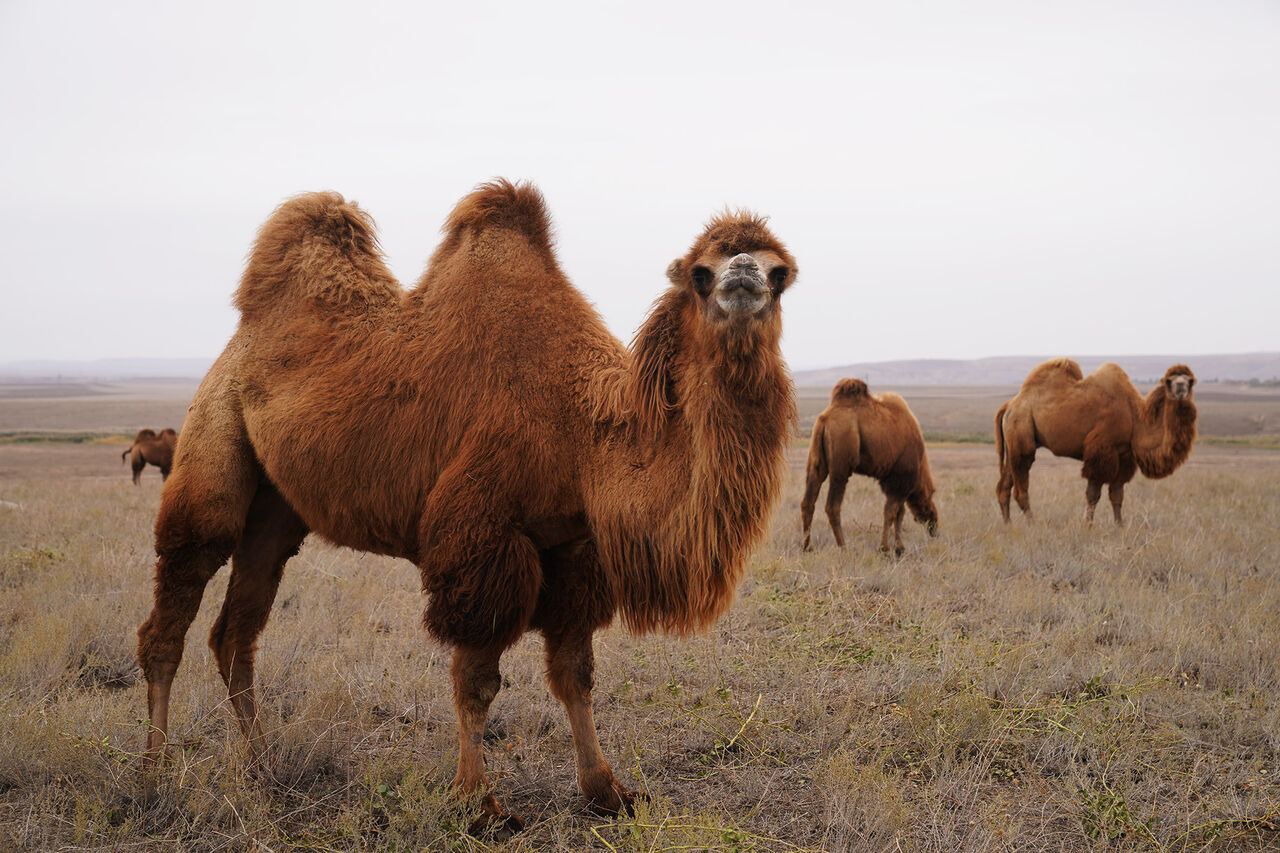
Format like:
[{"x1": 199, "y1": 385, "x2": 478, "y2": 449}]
[
  {"x1": 121, "y1": 428, "x2": 177, "y2": 484},
  {"x1": 801, "y1": 378, "x2": 938, "y2": 555},
  {"x1": 995, "y1": 359, "x2": 1197, "y2": 524}
]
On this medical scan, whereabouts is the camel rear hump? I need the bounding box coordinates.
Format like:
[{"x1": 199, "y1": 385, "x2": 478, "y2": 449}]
[{"x1": 234, "y1": 192, "x2": 400, "y2": 322}]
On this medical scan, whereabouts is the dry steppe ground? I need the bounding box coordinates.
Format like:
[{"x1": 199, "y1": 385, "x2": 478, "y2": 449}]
[{"x1": 1, "y1": 383, "x2": 1278, "y2": 852}]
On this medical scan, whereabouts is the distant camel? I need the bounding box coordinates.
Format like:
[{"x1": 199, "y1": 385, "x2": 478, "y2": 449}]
[
  {"x1": 135, "y1": 182, "x2": 797, "y2": 835},
  {"x1": 121, "y1": 428, "x2": 177, "y2": 484},
  {"x1": 996, "y1": 359, "x2": 1196, "y2": 524},
  {"x1": 801, "y1": 379, "x2": 938, "y2": 555}
]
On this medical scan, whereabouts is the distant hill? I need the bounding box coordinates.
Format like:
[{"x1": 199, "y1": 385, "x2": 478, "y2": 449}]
[
  {"x1": 794, "y1": 353, "x2": 1280, "y2": 388},
  {"x1": 0, "y1": 358, "x2": 214, "y2": 380},
  {"x1": 3, "y1": 353, "x2": 1278, "y2": 386}
]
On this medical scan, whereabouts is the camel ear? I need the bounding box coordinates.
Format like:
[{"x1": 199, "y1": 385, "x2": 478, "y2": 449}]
[{"x1": 665, "y1": 259, "x2": 684, "y2": 287}]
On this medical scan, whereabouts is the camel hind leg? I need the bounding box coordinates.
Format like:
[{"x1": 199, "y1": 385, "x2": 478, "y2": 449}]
[
  {"x1": 131, "y1": 448, "x2": 146, "y2": 485},
  {"x1": 996, "y1": 463, "x2": 1013, "y2": 523},
  {"x1": 136, "y1": 396, "x2": 258, "y2": 762},
  {"x1": 207, "y1": 483, "x2": 308, "y2": 761},
  {"x1": 825, "y1": 473, "x2": 851, "y2": 549},
  {"x1": 1010, "y1": 454, "x2": 1034, "y2": 520},
  {"x1": 800, "y1": 459, "x2": 827, "y2": 551}
]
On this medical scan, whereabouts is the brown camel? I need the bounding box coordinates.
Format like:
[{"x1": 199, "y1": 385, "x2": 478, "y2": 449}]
[
  {"x1": 135, "y1": 181, "x2": 796, "y2": 835},
  {"x1": 800, "y1": 379, "x2": 938, "y2": 555},
  {"x1": 120, "y1": 428, "x2": 177, "y2": 484},
  {"x1": 995, "y1": 359, "x2": 1197, "y2": 524}
]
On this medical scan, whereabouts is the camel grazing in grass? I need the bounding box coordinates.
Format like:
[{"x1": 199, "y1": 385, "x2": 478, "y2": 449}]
[
  {"x1": 121, "y1": 428, "x2": 176, "y2": 484},
  {"x1": 996, "y1": 359, "x2": 1197, "y2": 524},
  {"x1": 801, "y1": 379, "x2": 938, "y2": 555},
  {"x1": 136, "y1": 181, "x2": 796, "y2": 835}
]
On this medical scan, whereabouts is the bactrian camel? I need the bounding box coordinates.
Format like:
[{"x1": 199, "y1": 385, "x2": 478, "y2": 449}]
[
  {"x1": 135, "y1": 181, "x2": 797, "y2": 835},
  {"x1": 996, "y1": 359, "x2": 1196, "y2": 524},
  {"x1": 801, "y1": 378, "x2": 938, "y2": 554}
]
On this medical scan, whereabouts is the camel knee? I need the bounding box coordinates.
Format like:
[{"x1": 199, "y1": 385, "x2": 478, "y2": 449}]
[
  {"x1": 546, "y1": 645, "x2": 594, "y2": 705},
  {"x1": 452, "y1": 649, "x2": 503, "y2": 716}
]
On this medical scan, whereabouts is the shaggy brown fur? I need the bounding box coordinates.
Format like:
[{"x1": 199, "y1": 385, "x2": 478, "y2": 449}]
[
  {"x1": 996, "y1": 359, "x2": 1197, "y2": 524},
  {"x1": 136, "y1": 181, "x2": 796, "y2": 835},
  {"x1": 120, "y1": 428, "x2": 176, "y2": 484},
  {"x1": 801, "y1": 379, "x2": 938, "y2": 555}
]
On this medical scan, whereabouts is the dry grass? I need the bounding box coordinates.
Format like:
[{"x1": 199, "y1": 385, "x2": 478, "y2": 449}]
[{"x1": 0, "y1": 441, "x2": 1278, "y2": 852}]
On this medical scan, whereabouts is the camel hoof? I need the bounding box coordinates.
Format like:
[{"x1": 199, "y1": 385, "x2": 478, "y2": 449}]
[
  {"x1": 467, "y1": 810, "x2": 525, "y2": 840},
  {"x1": 587, "y1": 781, "x2": 645, "y2": 817}
]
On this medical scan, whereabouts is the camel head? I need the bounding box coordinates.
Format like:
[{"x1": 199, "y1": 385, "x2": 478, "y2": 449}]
[
  {"x1": 666, "y1": 212, "x2": 795, "y2": 329},
  {"x1": 908, "y1": 489, "x2": 939, "y2": 537},
  {"x1": 1161, "y1": 365, "x2": 1195, "y2": 401}
]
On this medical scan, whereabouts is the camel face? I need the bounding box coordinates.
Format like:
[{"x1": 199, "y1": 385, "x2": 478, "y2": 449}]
[
  {"x1": 689, "y1": 249, "x2": 789, "y2": 323},
  {"x1": 1166, "y1": 372, "x2": 1194, "y2": 401}
]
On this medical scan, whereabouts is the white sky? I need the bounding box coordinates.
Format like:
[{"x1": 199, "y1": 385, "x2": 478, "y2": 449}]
[{"x1": 1, "y1": 0, "x2": 1276, "y2": 370}]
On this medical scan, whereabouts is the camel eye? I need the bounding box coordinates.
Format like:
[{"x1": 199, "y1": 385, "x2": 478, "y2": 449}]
[
  {"x1": 768, "y1": 267, "x2": 789, "y2": 290},
  {"x1": 691, "y1": 266, "x2": 714, "y2": 296}
]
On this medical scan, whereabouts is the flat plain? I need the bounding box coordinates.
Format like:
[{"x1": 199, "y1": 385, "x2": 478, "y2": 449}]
[{"x1": 1, "y1": 382, "x2": 1278, "y2": 851}]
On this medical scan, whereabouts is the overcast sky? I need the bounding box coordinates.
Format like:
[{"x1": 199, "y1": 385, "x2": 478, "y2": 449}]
[{"x1": 1, "y1": 0, "x2": 1276, "y2": 371}]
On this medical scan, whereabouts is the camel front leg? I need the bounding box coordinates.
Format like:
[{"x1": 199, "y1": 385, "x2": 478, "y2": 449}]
[
  {"x1": 1084, "y1": 480, "x2": 1103, "y2": 524},
  {"x1": 1108, "y1": 482, "x2": 1125, "y2": 525},
  {"x1": 451, "y1": 645, "x2": 523, "y2": 838},
  {"x1": 1011, "y1": 458, "x2": 1033, "y2": 520},
  {"x1": 544, "y1": 628, "x2": 639, "y2": 815},
  {"x1": 880, "y1": 496, "x2": 905, "y2": 556}
]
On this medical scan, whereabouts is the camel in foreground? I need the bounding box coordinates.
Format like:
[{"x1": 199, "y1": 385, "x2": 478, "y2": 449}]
[
  {"x1": 801, "y1": 379, "x2": 938, "y2": 554},
  {"x1": 120, "y1": 428, "x2": 176, "y2": 484},
  {"x1": 996, "y1": 359, "x2": 1196, "y2": 524},
  {"x1": 136, "y1": 181, "x2": 797, "y2": 835}
]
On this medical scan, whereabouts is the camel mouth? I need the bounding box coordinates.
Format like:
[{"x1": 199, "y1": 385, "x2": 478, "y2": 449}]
[{"x1": 714, "y1": 273, "x2": 769, "y2": 317}]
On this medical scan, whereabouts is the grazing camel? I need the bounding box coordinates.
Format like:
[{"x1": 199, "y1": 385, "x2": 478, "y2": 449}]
[
  {"x1": 136, "y1": 181, "x2": 796, "y2": 835},
  {"x1": 120, "y1": 428, "x2": 177, "y2": 484},
  {"x1": 800, "y1": 379, "x2": 938, "y2": 555},
  {"x1": 995, "y1": 359, "x2": 1197, "y2": 524}
]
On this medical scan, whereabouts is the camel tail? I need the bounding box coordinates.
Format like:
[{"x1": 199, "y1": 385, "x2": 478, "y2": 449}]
[
  {"x1": 994, "y1": 402, "x2": 1009, "y2": 472},
  {"x1": 443, "y1": 179, "x2": 554, "y2": 255},
  {"x1": 234, "y1": 191, "x2": 396, "y2": 321},
  {"x1": 121, "y1": 446, "x2": 131, "y2": 463}
]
